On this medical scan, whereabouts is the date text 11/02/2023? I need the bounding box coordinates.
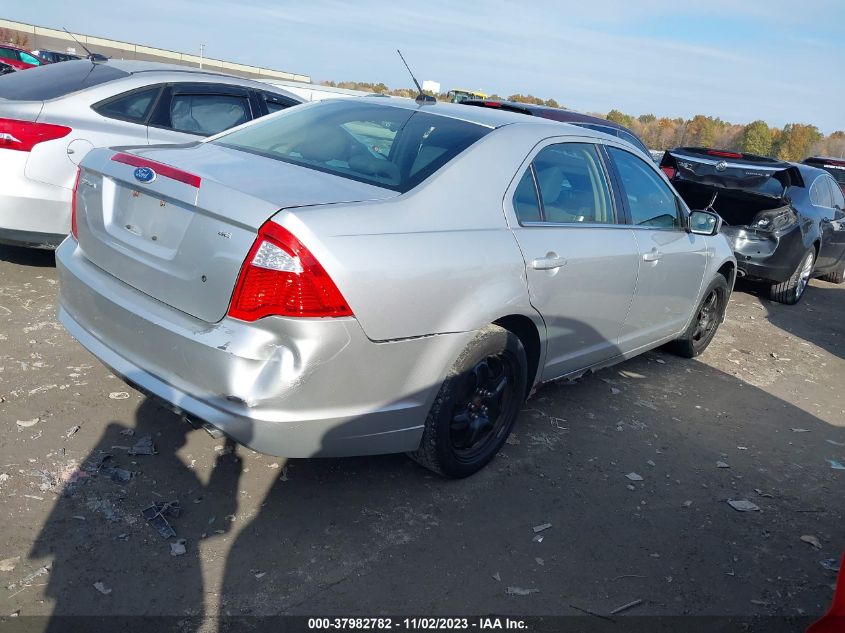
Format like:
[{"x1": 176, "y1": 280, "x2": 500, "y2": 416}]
[{"x1": 307, "y1": 618, "x2": 528, "y2": 630}]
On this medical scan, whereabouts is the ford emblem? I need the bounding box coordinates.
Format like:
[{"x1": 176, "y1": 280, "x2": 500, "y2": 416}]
[{"x1": 133, "y1": 166, "x2": 156, "y2": 183}]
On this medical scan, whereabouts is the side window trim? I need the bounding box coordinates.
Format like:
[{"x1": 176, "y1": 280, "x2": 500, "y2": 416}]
[{"x1": 599, "y1": 143, "x2": 632, "y2": 225}]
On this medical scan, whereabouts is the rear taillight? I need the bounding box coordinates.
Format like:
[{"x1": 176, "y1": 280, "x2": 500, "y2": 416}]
[
  {"x1": 228, "y1": 222, "x2": 352, "y2": 321},
  {"x1": 70, "y1": 168, "x2": 81, "y2": 240},
  {"x1": 0, "y1": 118, "x2": 72, "y2": 152},
  {"x1": 707, "y1": 150, "x2": 743, "y2": 159},
  {"x1": 660, "y1": 166, "x2": 676, "y2": 179}
]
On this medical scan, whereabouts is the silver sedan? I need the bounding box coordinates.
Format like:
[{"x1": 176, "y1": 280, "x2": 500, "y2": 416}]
[
  {"x1": 57, "y1": 98, "x2": 736, "y2": 477},
  {"x1": 0, "y1": 60, "x2": 300, "y2": 248}
]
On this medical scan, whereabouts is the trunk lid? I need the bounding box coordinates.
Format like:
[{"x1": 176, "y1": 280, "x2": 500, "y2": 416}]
[
  {"x1": 75, "y1": 143, "x2": 397, "y2": 323},
  {"x1": 662, "y1": 147, "x2": 803, "y2": 199}
]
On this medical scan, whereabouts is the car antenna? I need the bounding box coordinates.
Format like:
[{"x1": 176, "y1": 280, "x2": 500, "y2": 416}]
[
  {"x1": 704, "y1": 190, "x2": 719, "y2": 214},
  {"x1": 396, "y1": 49, "x2": 436, "y2": 105},
  {"x1": 62, "y1": 27, "x2": 108, "y2": 63}
]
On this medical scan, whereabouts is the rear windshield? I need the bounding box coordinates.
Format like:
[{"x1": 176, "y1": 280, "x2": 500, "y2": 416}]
[
  {"x1": 0, "y1": 61, "x2": 128, "y2": 101},
  {"x1": 213, "y1": 100, "x2": 491, "y2": 193}
]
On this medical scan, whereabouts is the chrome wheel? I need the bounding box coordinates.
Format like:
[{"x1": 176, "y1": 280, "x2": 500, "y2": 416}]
[{"x1": 795, "y1": 251, "x2": 814, "y2": 300}]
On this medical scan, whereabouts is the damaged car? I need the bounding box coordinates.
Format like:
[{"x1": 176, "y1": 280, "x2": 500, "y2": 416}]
[{"x1": 660, "y1": 147, "x2": 845, "y2": 303}]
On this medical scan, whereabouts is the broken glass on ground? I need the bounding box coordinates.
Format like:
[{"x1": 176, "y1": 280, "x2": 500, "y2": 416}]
[{"x1": 142, "y1": 500, "x2": 181, "y2": 539}]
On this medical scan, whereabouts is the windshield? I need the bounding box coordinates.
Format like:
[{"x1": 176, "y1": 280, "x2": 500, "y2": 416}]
[
  {"x1": 0, "y1": 60, "x2": 128, "y2": 101},
  {"x1": 213, "y1": 100, "x2": 491, "y2": 193}
]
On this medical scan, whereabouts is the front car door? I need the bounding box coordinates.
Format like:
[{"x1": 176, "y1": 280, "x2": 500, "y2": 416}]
[
  {"x1": 604, "y1": 145, "x2": 708, "y2": 352},
  {"x1": 505, "y1": 140, "x2": 640, "y2": 379}
]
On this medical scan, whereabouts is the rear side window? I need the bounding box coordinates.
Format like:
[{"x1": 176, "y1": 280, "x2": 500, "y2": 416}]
[
  {"x1": 0, "y1": 48, "x2": 15, "y2": 61},
  {"x1": 262, "y1": 92, "x2": 297, "y2": 114},
  {"x1": 19, "y1": 51, "x2": 41, "y2": 65},
  {"x1": 169, "y1": 93, "x2": 251, "y2": 135},
  {"x1": 93, "y1": 86, "x2": 161, "y2": 123},
  {"x1": 608, "y1": 146, "x2": 682, "y2": 229},
  {"x1": 0, "y1": 61, "x2": 129, "y2": 100},
  {"x1": 518, "y1": 143, "x2": 615, "y2": 224},
  {"x1": 829, "y1": 178, "x2": 845, "y2": 209},
  {"x1": 810, "y1": 177, "x2": 834, "y2": 208},
  {"x1": 214, "y1": 100, "x2": 490, "y2": 193}
]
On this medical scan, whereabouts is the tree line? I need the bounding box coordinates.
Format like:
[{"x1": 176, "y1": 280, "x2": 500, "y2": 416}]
[{"x1": 322, "y1": 80, "x2": 843, "y2": 161}]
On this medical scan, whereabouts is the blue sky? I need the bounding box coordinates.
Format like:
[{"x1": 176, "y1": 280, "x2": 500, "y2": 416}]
[{"x1": 7, "y1": 1, "x2": 844, "y2": 132}]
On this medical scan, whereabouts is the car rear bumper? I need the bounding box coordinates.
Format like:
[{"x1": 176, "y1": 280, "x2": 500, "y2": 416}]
[
  {"x1": 721, "y1": 225, "x2": 805, "y2": 283},
  {"x1": 0, "y1": 150, "x2": 71, "y2": 247},
  {"x1": 56, "y1": 239, "x2": 472, "y2": 458}
]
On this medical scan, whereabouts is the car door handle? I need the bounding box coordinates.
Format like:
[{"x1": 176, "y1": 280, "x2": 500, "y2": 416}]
[
  {"x1": 642, "y1": 248, "x2": 662, "y2": 262},
  {"x1": 531, "y1": 254, "x2": 567, "y2": 270}
]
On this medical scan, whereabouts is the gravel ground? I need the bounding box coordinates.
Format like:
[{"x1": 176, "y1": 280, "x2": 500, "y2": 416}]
[{"x1": 0, "y1": 245, "x2": 843, "y2": 627}]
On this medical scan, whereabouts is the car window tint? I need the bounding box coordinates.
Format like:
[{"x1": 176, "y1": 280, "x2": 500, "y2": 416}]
[
  {"x1": 263, "y1": 92, "x2": 295, "y2": 114},
  {"x1": 811, "y1": 177, "x2": 833, "y2": 208},
  {"x1": 169, "y1": 94, "x2": 250, "y2": 135},
  {"x1": 94, "y1": 87, "x2": 160, "y2": 123},
  {"x1": 617, "y1": 129, "x2": 649, "y2": 154},
  {"x1": 513, "y1": 168, "x2": 542, "y2": 223},
  {"x1": 531, "y1": 143, "x2": 615, "y2": 224},
  {"x1": 19, "y1": 51, "x2": 41, "y2": 65},
  {"x1": 608, "y1": 146, "x2": 681, "y2": 228},
  {"x1": 214, "y1": 100, "x2": 489, "y2": 193},
  {"x1": 829, "y1": 178, "x2": 845, "y2": 209},
  {"x1": 0, "y1": 48, "x2": 15, "y2": 60}
]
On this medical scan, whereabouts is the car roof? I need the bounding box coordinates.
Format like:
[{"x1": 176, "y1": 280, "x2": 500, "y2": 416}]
[
  {"x1": 353, "y1": 96, "x2": 573, "y2": 129},
  {"x1": 462, "y1": 99, "x2": 632, "y2": 130},
  {"x1": 0, "y1": 43, "x2": 30, "y2": 51}
]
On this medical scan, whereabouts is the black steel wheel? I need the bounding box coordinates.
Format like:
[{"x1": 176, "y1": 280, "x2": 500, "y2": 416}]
[
  {"x1": 410, "y1": 325, "x2": 527, "y2": 478},
  {"x1": 665, "y1": 275, "x2": 729, "y2": 358}
]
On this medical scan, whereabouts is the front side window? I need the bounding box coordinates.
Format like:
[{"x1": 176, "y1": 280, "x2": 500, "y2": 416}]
[
  {"x1": 828, "y1": 178, "x2": 845, "y2": 209},
  {"x1": 94, "y1": 87, "x2": 161, "y2": 123},
  {"x1": 0, "y1": 48, "x2": 16, "y2": 60},
  {"x1": 214, "y1": 100, "x2": 490, "y2": 193},
  {"x1": 608, "y1": 146, "x2": 682, "y2": 229},
  {"x1": 262, "y1": 92, "x2": 296, "y2": 114},
  {"x1": 518, "y1": 143, "x2": 615, "y2": 224},
  {"x1": 169, "y1": 93, "x2": 251, "y2": 135}
]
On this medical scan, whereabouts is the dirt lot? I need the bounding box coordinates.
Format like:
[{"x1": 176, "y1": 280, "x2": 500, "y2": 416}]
[{"x1": 0, "y1": 244, "x2": 843, "y2": 627}]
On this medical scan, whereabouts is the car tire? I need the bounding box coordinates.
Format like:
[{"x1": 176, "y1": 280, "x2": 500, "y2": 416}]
[
  {"x1": 409, "y1": 325, "x2": 527, "y2": 478},
  {"x1": 769, "y1": 248, "x2": 815, "y2": 305},
  {"x1": 665, "y1": 275, "x2": 729, "y2": 359},
  {"x1": 819, "y1": 261, "x2": 845, "y2": 284}
]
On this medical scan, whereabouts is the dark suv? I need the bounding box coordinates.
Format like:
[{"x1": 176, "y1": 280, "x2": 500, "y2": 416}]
[
  {"x1": 461, "y1": 99, "x2": 650, "y2": 156},
  {"x1": 803, "y1": 157, "x2": 845, "y2": 195}
]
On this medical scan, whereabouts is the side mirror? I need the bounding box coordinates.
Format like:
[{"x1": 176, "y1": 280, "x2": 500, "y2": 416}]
[{"x1": 689, "y1": 210, "x2": 722, "y2": 236}]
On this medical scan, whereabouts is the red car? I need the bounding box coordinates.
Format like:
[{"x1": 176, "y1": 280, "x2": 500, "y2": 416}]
[{"x1": 0, "y1": 44, "x2": 46, "y2": 70}]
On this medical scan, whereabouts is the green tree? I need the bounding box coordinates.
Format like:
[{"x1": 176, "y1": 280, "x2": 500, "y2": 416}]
[
  {"x1": 638, "y1": 113, "x2": 656, "y2": 125},
  {"x1": 685, "y1": 115, "x2": 717, "y2": 147},
  {"x1": 740, "y1": 120, "x2": 772, "y2": 156},
  {"x1": 544, "y1": 98, "x2": 560, "y2": 108},
  {"x1": 607, "y1": 109, "x2": 635, "y2": 128},
  {"x1": 774, "y1": 124, "x2": 822, "y2": 161}
]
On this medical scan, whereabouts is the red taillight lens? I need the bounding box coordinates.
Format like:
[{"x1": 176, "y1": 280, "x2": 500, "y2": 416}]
[
  {"x1": 228, "y1": 222, "x2": 352, "y2": 321},
  {"x1": 661, "y1": 166, "x2": 676, "y2": 179},
  {"x1": 707, "y1": 150, "x2": 743, "y2": 159},
  {"x1": 483, "y1": 101, "x2": 502, "y2": 107},
  {"x1": 111, "y1": 152, "x2": 201, "y2": 188},
  {"x1": 70, "y1": 167, "x2": 81, "y2": 240},
  {"x1": 0, "y1": 117, "x2": 72, "y2": 152}
]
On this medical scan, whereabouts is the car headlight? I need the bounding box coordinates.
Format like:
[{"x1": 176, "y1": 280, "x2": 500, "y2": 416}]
[{"x1": 754, "y1": 208, "x2": 797, "y2": 232}]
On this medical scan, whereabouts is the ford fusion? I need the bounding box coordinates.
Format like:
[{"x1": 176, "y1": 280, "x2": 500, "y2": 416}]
[{"x1": 57, "y1": 98, "x2": 736, "y2": 477}]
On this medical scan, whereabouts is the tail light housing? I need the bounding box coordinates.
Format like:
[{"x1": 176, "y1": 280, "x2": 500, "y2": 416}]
[
  {"x1": 660, "y1": 166, "x2": 676, "y2": 179},
  {"x1": 228, "y1": 221, "x2": 352, "y2": 321},
  {"x1": 0, "y1": 118, "x2": 72, "y2": 152},
  {"x1": 70, "y1": 167, "x2": 81, "y2": 240}
]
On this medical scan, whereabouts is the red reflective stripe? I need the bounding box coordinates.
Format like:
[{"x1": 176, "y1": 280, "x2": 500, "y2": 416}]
[{"x1": 111, "y1": 152, "x2": 201, "y2": 188}]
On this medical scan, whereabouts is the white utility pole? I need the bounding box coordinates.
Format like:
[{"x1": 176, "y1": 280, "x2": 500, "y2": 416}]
[{"x1": 199, "y1": 43, "x2": 205, "y2": 69}]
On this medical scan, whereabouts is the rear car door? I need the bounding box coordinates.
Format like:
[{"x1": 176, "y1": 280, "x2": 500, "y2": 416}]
[
  {"x1": 146, "y1": 83, "x2": 254, "y2": 143},
  {"x1": 605, "y1": 145, "x2": 707, "y2": 351},
  {"x1": 813, "y1": 175, "x2": 845, "y2": 269},
  {"x1": 506, "y1": 140, "x2": 640, "y2": 379}
]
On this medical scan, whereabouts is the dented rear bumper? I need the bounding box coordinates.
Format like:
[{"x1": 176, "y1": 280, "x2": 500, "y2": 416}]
[
  {"x1": 56, "y1": 238, "x2": 472, "y2": 458},
  {"x1": 721, "y1": 224, "x2": 805, "y2": 283}
]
